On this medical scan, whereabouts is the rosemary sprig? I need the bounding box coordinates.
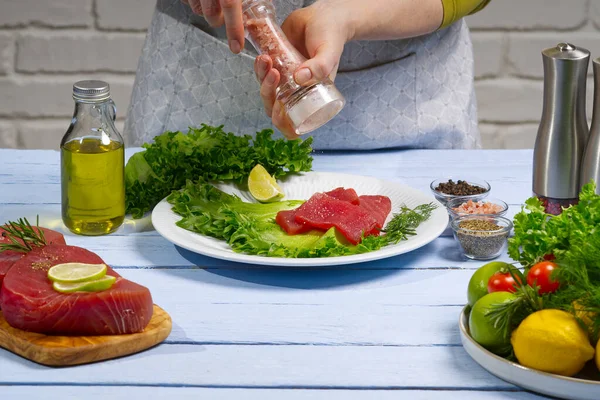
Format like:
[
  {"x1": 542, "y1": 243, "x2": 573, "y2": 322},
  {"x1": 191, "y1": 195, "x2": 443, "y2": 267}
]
[
  {"x1": 0, "y1": 216, "x2": 47, "y2": 253},
  {"x1": 486, "y1": 268, "x2": 545, "y2": 347}
]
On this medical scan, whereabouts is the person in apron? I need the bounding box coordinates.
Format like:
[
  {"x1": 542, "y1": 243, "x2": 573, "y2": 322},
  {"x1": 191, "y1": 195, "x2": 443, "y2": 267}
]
[{"x1": 124, "y1": 0, "x2": 490, "y2": 150}]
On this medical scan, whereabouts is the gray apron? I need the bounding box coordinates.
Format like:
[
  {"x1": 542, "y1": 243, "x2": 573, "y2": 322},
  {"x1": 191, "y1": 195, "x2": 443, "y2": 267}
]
[{"x1": 124, "y1": 0, "x2": 481, "y2": 150}]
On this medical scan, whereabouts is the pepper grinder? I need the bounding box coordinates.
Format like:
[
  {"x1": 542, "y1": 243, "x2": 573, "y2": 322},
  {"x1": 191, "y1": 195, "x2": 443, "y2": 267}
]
[
  {"x1": 533, "y1": 43, "x2": 590, "y2": 215},
  {"x1": 581, "y1": 57, "x2": 600, "y2": 193}
]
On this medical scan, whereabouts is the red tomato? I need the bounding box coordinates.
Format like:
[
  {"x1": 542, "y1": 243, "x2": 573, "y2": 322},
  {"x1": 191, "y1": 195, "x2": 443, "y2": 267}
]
[
  {"x1": 527, "y1": 261, "x2": 560, "y2": 294},
  {"x1": 487, "y1": 271, "x2": 522, "y2": 293},
  {"x1": 543, "y1": 254, "x2": 556, "y2": 261}
]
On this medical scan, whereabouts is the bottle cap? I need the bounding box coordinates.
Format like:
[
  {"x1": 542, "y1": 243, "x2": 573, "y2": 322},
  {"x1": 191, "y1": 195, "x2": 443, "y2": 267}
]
[
  {"x1": 285, "y1": 79, "x2": 345, "y2": 135},
  {"x1": 73, "y1": 80, "x2": 111, "y2": 102}
]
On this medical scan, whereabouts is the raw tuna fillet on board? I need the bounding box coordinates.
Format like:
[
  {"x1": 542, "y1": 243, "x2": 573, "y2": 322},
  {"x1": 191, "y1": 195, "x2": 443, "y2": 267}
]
[
  {"x1": 358, "y1": 195, "x2": 392, "y2": 231},
  {"x1": 294, "y1": 193, "x2": 379, "y2": 245},
  {"x1": 275, "y1": 209, "x2": 312, "y2": 235},
  {"x1": 0, "y1": 244, "x2": 153, "y2": 335},
  {"x1": 0, "y1": 227, "x2": 65, "y2": 287},
  {"x1": 324, "y1": 187, "x2": 360, "y2": 205}
]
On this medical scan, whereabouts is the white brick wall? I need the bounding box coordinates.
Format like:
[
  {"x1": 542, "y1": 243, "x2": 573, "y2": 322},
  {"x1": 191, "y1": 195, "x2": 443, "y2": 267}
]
[{"x1": 0, "y1": 0, "x2": 598, "y2": 149}]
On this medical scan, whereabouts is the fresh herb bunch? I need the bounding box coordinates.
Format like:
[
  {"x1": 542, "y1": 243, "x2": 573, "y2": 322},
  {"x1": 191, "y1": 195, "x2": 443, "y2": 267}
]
[
  {"x1": 125, "y1": 125, "x2": 314, "y2": 218},
  {"x1": 508, "y1": 182, "x2": 600, "y2": 268},
  {"x1": 490, "y1": 181, "x2": 600, "y2": 345},
  {"x1": 168, "y1": 179, "x2": 436, "y2": 258},
  {"x1": 0, "y1": 217, "x2": 47, "y2": 253},
  {"x1": 486, "y1": 269, "x2": 545, "y2": 348}
]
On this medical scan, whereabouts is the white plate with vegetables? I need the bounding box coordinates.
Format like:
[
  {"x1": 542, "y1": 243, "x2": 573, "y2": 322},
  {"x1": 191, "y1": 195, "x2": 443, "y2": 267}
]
[
  {"x1": 460, "y1": 307, "x2": 600, "y2": 400},
  {"x1": 460, "y1": 182, "x2": 600, "y2": 399},
  {"x1": 151, "y1": 171, "x2": 448, "y2": 267}
]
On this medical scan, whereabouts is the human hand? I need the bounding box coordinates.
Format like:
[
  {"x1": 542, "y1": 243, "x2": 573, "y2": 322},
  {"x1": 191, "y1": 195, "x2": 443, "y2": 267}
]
[
  {"x1": 181, "y1": 0, "x2": 245, "y2": 54},
  {"x1": 254, "y1": 55, "x2": 298, "y2": 139},
  {"x1": 254, "y1": 0, "x2": 352, "y2": 138}
]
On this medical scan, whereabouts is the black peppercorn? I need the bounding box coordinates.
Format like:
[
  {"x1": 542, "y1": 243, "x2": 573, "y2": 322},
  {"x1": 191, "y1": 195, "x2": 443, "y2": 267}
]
[{"x1": 435, "y1": 179, "x2": 487, "y2": 196}]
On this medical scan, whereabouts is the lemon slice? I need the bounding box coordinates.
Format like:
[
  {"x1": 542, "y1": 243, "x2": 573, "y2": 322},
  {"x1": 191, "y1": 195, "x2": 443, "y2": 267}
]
[
  {"x1": 48, "y1": 262, "x2": 107, "y2": 283},
  {"x1": 248, "y1": 164, "x2": 285, "y2": 202},
  {"x1": 52, "y1": 275, "x2": 117, "y2": 294}
]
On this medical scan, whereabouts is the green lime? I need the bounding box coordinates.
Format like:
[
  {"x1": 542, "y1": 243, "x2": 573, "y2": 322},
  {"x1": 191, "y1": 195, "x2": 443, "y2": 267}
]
[
  {"x1": 48, "y1": 262, "x2": 107, "y2": 283},
  {"x1": 52, "y1": 275, "x2": 116, "y2": 294},
  {"x1": 467, "y1": 261, "x2": 512, "y2": 306},
  {"x1": 248, "y1": 164, "x2": 284, "y2": 203},
  {"x1": 469, "y1": 291, "x2": 517, "y2": 352}
]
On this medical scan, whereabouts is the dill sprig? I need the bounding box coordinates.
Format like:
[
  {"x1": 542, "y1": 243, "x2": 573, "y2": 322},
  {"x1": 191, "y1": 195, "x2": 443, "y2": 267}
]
[
  {"x1": 0, "y1": 216, "x2": 47, "y2": 253},
  {"x1": 381, "y1": 203, "x2": 437, "y2": 244}
]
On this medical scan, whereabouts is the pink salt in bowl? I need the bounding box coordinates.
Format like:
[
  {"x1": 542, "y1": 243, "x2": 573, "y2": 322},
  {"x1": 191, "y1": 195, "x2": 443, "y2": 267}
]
[{"x1": 445, "y1": 197, "x2": 509, "y2": 220}]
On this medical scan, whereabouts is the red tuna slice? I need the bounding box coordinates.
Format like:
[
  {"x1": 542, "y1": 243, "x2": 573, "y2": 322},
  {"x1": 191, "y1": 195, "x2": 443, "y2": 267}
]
[
  {"x1": 324, "y1": 187, "x2": 360, "y2": 205},
  {"x1": 359, "y1": 195, "x2": 392, "y2": 231},
  {"x1": 0, "y1": 226, "x2": 66, "y2": 287},
  {"x1": 0, "y1": 244, "x2": 153, "y2": 335},
  {"x1": 294, "y1": 193, "x2": 378, "y2": 245},
  {"x1": 276, "y1": 209, "x2": 313, "y2": 235}
]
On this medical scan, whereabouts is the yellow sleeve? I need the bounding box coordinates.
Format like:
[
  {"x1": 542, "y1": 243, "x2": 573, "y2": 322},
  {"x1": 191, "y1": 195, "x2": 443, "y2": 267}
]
[{"x1": 439, "y1": 0, "x2": 491, "y2": 29}]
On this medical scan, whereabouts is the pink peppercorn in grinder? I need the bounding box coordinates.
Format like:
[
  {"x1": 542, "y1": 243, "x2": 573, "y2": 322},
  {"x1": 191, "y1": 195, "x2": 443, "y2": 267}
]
[
  {"x1": 242, "y1": 0, "x2": 345, "y2": 135},
  {"x1": 532, "y1": 43, "x2": 590, "y2": 215}
]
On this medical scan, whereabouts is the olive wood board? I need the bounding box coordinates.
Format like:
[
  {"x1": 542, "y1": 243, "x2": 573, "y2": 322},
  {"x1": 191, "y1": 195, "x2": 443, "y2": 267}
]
[{"x1": 0, "y1": 304, "x2": 172, "y2": 367}]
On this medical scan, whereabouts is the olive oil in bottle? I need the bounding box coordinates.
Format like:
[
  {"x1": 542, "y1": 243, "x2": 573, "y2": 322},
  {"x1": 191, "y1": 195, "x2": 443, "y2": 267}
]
[{"x1": 61, "y1": 81, "x2": 125, "y2": 235}]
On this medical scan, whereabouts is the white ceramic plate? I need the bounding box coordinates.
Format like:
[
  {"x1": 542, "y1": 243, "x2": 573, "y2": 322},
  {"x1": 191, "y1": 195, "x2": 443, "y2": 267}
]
[
  {"x1": 459, "y1": 306, "x2": 600, "y2": 400},
  {"x1": 151, "y1": 172, "x2": 448, "y2": 267}
]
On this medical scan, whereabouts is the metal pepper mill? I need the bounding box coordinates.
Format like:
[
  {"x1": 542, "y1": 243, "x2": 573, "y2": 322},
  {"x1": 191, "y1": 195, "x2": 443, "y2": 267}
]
[
  {"x1": 532, "y1": 43, "x2": 590, "y2": 215},
  {"x1": 581, "y1": 57, "x2": 600, "y2": 193}
]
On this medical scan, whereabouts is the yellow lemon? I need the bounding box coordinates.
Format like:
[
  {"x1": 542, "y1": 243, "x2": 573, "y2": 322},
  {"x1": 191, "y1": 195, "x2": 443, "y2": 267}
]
[
  {"x1": 248, "y1": 164, "x2": 284, "y2": 203},
  {"x1": 596, "y1": 338, "x2": 600, "y2": 372},
  {"x1": 511, "y1": 309, "x2": 595, "y2": 377}
]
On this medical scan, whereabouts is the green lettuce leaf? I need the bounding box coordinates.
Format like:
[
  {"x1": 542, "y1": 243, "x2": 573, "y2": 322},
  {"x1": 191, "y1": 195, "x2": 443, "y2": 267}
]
[{"x1": 125, "y1": 124, "x2": 313, "y2": 218}]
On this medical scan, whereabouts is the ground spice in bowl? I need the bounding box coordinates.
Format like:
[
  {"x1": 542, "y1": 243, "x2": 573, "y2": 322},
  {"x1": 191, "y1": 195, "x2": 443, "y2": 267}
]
[{"x1": 451, "y1": 216, "x2": 513, "y2": 260}]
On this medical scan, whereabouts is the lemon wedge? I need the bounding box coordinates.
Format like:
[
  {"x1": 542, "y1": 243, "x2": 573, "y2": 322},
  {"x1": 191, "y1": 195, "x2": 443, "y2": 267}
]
[
  {"x1": 48, "y1": 262, "x2": 107, "y2": 283},
  {"x1": 52, "y1": 275, "x2": 117, "y2": 294},
  {"x1": 248, "y1": 164, "x2": 284, "y2": 202}
]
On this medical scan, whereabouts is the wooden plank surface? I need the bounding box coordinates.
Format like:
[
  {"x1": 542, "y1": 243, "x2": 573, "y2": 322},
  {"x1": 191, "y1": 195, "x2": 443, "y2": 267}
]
[
  {"x1": 1, "y1": 387, "x2": 548, "y2": 400},
  {"x1": 0, "y1": 149, "x2": 548, "y2": 399},
  {"x1": 1, "y1": 344, "x2": 513, "y2": 388}
]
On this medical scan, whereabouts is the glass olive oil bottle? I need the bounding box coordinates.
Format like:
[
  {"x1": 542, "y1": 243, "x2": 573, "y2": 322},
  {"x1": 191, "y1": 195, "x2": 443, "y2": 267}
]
[{"x1": 61, "y1": 81, "x2": 125, "y2": 235}]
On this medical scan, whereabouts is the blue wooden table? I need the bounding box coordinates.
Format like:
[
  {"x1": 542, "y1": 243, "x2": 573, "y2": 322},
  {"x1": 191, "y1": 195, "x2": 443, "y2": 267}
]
[{"x1": 0, "y1": 148, "x2": 550, "y2": 399}]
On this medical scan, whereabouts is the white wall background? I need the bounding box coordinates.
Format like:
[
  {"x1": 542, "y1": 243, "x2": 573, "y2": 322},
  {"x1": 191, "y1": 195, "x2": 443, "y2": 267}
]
[{"x1": 0, "y1": 0, "x2": 598, "y2": 149}]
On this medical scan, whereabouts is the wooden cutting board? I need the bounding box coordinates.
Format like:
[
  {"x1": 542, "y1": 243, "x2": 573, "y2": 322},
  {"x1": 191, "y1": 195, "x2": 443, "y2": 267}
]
[{"x1": 0, "y1": 304, "x2": 172, "y2": 366}]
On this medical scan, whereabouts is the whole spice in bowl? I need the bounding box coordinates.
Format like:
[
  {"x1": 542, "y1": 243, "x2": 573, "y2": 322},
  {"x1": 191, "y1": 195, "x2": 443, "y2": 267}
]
[
  {"x1": 430, "y1": 177, "x2": 490, "y2": 206},
  {"x1": 435, "y1": 179, "x2": 487, "y2": 196},
  {"x1": 451, "y1": 215, "x2": 512, "y2": 260}
]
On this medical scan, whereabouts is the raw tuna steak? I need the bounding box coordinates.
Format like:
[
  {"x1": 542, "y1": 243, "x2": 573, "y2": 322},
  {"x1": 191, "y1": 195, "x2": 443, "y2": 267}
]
[
  {"x1": 0, "y1": 227, "x2": 65, "y2": 287},
  {"x1": 0, "y1": 244, "x2": 153, "y2": 335},
  {"x1": 324, "y1": 187, "x2": 360, "y2": 205},
  {"x1": 358, "y1": 195, "x2": 392, "y2": 230},
  {"x1": 294, "y1": 193, "x2": 378, "y2": 245},
  {"x1": 276, "y1": 209, "x2": 312, "y2": 235}
]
